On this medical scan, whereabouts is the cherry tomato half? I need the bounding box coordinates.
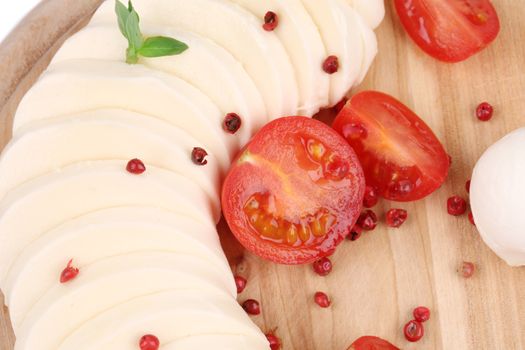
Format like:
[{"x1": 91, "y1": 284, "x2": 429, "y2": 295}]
[
  {"x1": 333, "y1": 91, "x2": 449, "y2": 202},
  {"x1": 348, "y1": 336, "x2": 400, "y2": 350},
  {"x1": 222, "y1": 117, "x2": 365, "y2": 264},
  {"x1": 394, "y1": 0, "x2": 500, "y2": 62}
]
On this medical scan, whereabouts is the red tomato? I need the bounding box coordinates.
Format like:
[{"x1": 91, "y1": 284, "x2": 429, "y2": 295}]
[
  {"x1": 333, "y1": 91, "x2": 449, "y2": 202},
  {"x1": 348, "y1": 336, "x2": 400, "y2": 350},
  {"x1": 394, "y1": 0, "x2": 500, "y2": 62},
  {"x1": 222, "y1": 117, "x2": 365, "y2": 265}
]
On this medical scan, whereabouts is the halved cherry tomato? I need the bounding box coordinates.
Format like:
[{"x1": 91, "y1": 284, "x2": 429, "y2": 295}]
[
  {"x1": 394, "y1": 0, "x2": 500, "y2": 62},
  {"x1": 348, "y1": 336, "x2": 400, "y2": 350},
  {"x1": 333, "y1": 91, "x2": 449, "y2": 202},
  {"x1": 222, "y1": 117, "x2": 365, "y2": 265}
]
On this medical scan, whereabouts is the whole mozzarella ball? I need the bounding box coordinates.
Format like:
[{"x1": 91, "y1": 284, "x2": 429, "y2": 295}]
[{"x1": 470, "y1": 128, "x2": 525, "y2": 266}]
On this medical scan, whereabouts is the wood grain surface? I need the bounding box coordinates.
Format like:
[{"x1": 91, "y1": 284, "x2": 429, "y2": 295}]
[{"x1": 1, "y1": 1, "x2": 524, "y2": 349}]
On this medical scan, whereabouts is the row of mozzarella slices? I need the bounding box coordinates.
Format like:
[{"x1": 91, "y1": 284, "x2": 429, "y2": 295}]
[{"x1": 0, "y1": 0, "x2": 384, "y2": 349}]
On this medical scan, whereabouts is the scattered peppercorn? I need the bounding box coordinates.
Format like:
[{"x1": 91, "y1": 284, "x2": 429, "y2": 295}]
[
  {"x1": 126, "y1": 158, "x2": 146, "y2": 174},
  {"x1": 192, "y1": 147, "x2": 208, "y2": 165},
  {"x1": 323, "y1": 55, "x2": 339, "y2": 74},
  {"x1": 263, "y1": 11, "x2": 279, "y2": 31}
]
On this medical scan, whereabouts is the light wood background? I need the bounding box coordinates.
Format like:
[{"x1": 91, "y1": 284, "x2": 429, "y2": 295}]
[{"x1": 1, "y1": 1, "x2": 524, "y2": 349}]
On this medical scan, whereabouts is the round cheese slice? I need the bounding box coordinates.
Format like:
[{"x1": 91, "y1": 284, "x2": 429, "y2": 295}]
[
  {"x1": 0, "y1": 161, "x2": 215, "y2": 286},
  {"x1": 4, "y1": 207, "x2": 232, "y2": 330},
  {"x1": 301, "y1": 0, "x2": 365, "y2": 105},
  {"x1": 162, "y1": 334, "x2": 271, "y2": 350},
  {"x1": 228, "y1": 0, "x2": 329, "y2": 116},
  {"x1": 345, "y1": 0, "x2": 385, "y2": 29},
  {"x1": 337, "y1": 0, "x2": 378, "y2": 86},
  {"x1": 16, "y1": 252, "x2": 235, "y2": 350},
  {"x1": 0, "y1": 109, "x2": 221, "y2": 208},
  {"x1": 91, "y1": 0, "x2": 299, "y2": 120},
  {"x1": 58, "y1": 290, "x2": 268, "y2": 350},
  {"x1": 52, "y1": 24, "x2": 267, "y2": 142},
  {"x1": 14, "y1": 59, "x2": 233, "y2": 171}
]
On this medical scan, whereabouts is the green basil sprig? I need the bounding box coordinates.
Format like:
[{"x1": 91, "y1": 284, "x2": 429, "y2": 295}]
[{"x1": 115, "y1": 0, "x2": 188, "y2": 64}]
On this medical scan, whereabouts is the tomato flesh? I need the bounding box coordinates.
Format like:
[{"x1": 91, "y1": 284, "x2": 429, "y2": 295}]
[
  {"x1": 333, "y1": 91, "x2": 449, "y2": 202},
  {"x1": 348, "y1": 336, "x2": 400, "y2": 350},
  {"x1": 394, "y1": 0, "x2": 500, "y2": 62},
  {"x1": 222, "y1": 117, "x2": 365, "y2": 265}
]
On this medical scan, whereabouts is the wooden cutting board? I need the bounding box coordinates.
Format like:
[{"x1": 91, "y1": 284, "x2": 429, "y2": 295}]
[{"x1": 0, "y1": 1, "x2": 524, "y2": 349}]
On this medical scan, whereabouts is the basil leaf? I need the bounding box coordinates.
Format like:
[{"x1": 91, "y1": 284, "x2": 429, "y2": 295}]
[
  {"x1": 138, "y1": 36, "x2": 189, "y2": 57},
  {"x1": 115, "y1": 0, "x2": 129, "y2": 37},
  {"x1": 125, "y1": 8, "x2": 143, "y2": 51}
]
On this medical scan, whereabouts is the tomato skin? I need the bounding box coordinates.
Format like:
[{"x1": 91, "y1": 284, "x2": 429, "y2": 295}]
[
  {"x1": 348, "y1": 336, "x2": 400, "y2": 350},
  {"x1": 394, "y1": 0, "x2": 500, "y2": 62},
  {"x1": 222, "y1": 117, "x2": 365, "y2": 265},
  {"x1": 333, "y1": 91, "x2": 449, "y2": 202}
]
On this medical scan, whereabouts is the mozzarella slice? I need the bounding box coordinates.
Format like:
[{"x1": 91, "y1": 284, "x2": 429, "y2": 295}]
[
  {"x1": 4, "y1": 207, "x2": 232, "y2": 330},
  {"x1": 58, "y1": 290, "x2": 268, "y2": 350},
  {"x1": 91, "y1": 0, "x2": 299, "y2": 119},
  {"x1": 163, "y1": 334, "x2": 271, "y2": 350},
  {"x1": 16, "y1": 252, "x2": 235, "y2": 350},
  {"x1": 0, "y1": 161, "x2": 215, "y2": 286},
  {"x1": 228, "y1": 0, "x2": 329, "y2": 116},
  {"x1": 346, "y1": 0, "x2": 385, "y2": 29},
  {"x1": 0, "y1": 109, "x2": 220, "y2": 208},
  {"x1": 52, "y1": 24, "x2": 266, "y2": 142},
  {"x1": 13, "y1": 59, "x2": 233, "y2": 171},
  {"x1": 338, "y1": 0, "x2": 378, "y2": 86},
  {"x1": 301, "y1": 0, "x2": 364, "y2": 105}
]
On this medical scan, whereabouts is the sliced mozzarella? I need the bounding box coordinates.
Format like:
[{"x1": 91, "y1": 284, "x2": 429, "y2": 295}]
[
  {"x1": 4, "y1": 207, "x2": 232, "y2": 330},
  {"x1": 13, "y1": 59, "x2": 233, "y2": 171},
  {"x1": 91, "y1": 0, "x2": 299, "y2": 119},
  {"x1": 163, "y1": 334, "x2": 271, "y2": 350},
  {"x1": 0, "y1": 109, "x2": 220, "y2": 208},
  {"x1": 58, "y1": 290, "x2": 268, "y2": 350},
  {"x1": 337, "y1": 0, "x2": 378, "y2": 86},
  {"x1": 228, "y1": 0, "x2": 329, "y2": 116},
  {"x1": 301, "y1": 0, "x2": 364, "y2": 105},
  {"x1": 346, "y1": 0, "x2": 385, "y2": 29},
  {"x1": 52, "y1": 24, "x2": 266, "y2": 141},
  {"x1": 16, "y1": 252, "x2": 235, "y2": 349},
  {"x1": 0, "y1": 161, "x2": 215, "y2": 286}
]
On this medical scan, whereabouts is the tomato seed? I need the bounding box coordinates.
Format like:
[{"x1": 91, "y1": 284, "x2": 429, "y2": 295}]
[
  {"x1": 386, "y1": 209, "x2": 408, "y2": 228},
  {"x1": 192, "y1": 147, "x2": 208, "y2": 166},
  {"x1": 314, "y1": 291, "x2": 331, "y2": 308},
  {"x1": 312, "y1": 257, "x2": 333, "y2": 277},
  {"x1": 235, "y1": 275, "x2": 247, "y2": 294},
  {"x1": 476, "y1": 102, "x2": 494, "y2": 121},
  {"x1": 460, "y1": 261, "x2": 475, "y2": 278},
  {"x1": 139, "y1": 334, "x2": 160, "y2": 350},
  {"x1": 403, "y1": 320, "x2": 424, "y2": 342},
  {"x1": 126, "y1": 158, "x2": 146, "y2": 174},
  {"x1": 60, "y1": 259, "x2": 79, "y2": 283},
  {"x1": 413, "y1": 306, "x2": 431, "y2": 323},
  {"x1": 323, "y1": 55, "x2": 339, "y2": 74},
  {"x1": 263, "y1": 11, "x2": 279, "y2": 31},
  {"x1": 447, "y1": 196, "x2": 467, "y2": 216},
  {"x1": 242, "y1": 299, "x2": 261, "y2": 315},
  {"x1": 357, "y1": 210, "x2": 378, "y2": 231}
]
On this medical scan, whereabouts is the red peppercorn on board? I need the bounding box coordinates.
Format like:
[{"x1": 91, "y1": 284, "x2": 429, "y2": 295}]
[{"x1": 1, "y1": 1, "x2": 525, "y2": 350}]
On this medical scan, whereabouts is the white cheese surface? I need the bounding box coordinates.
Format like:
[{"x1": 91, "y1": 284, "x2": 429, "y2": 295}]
[
  {"x1": 470, "y1": 128, "x2": 525, "y2": 266},
  {"x1": 0, "y1": 0, "x2": 385, "y2": 348}
]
